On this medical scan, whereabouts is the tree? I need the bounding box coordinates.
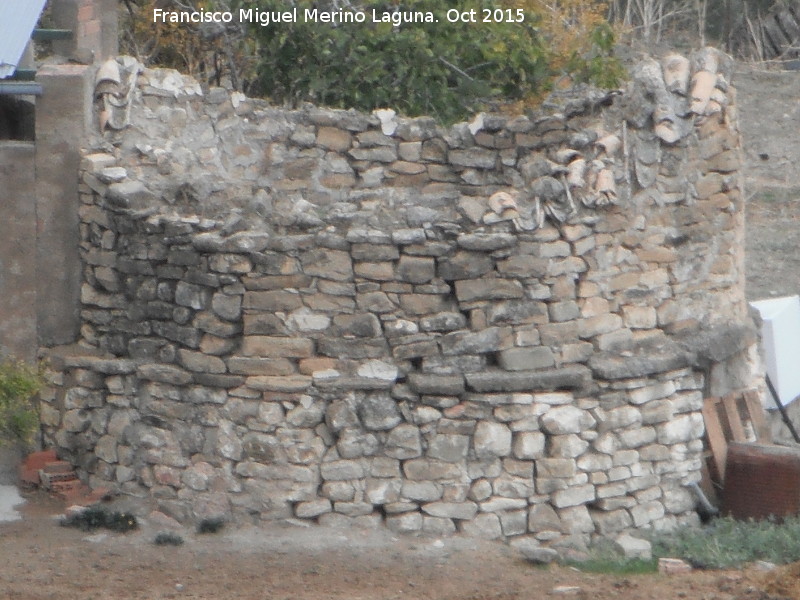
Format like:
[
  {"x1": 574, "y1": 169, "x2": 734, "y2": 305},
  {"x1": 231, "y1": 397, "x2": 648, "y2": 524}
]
[{"x1": 121, "y1": 0, "x2": 624, "y2": 122}]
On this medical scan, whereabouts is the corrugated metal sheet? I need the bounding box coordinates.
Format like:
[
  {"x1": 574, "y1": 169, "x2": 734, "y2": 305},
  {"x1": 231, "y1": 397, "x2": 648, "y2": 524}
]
[{"x1": 0, "y1": 0, "x2": 48, "y2": 79}]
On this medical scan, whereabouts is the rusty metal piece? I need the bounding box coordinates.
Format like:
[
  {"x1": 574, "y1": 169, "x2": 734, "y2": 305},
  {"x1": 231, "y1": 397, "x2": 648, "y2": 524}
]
[{"x1": 722, "y1": 442, "x2": 800, "y2": 521}]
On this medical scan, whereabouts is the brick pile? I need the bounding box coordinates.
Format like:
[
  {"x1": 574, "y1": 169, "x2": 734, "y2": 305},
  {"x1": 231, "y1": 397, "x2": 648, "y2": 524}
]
[{"x1": 20, "y1": 449, "x2": 110, "y2": 505}]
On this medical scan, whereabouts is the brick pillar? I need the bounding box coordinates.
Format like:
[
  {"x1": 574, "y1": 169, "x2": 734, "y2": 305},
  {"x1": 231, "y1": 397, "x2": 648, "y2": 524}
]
[
  {"x1": 35, "y1": 64, "x2": 93, "y2": 347},
  {"x1": 50, "y1": 0, "x2": 118, "y2": 62}
]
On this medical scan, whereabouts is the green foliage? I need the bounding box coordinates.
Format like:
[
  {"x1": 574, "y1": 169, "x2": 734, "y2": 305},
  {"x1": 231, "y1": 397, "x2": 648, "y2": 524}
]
[
  {"x1": 197, "y1": 517, "x2": 225, "y2": 534},
  {"x1": 0, "y1": 359, "x2": 43, "y2": 445},
  {"x1": 652, "y1": 516, "x2": 800, "y2": 569},
  {"x1": 240, "y1": 0, "x2": 624, "y2": 122},
  {"x1": 154, "y1": 531, "x2": 185, "y2": 546},
  {"x1": 569, "y1": 556, "x2": 658, "y2": 574},
  {"x1": 61, "y1": 507, "x2": 139, "y2": 533},
  {"x1": 566, "y1": 539, "x2": 658, "y2": 574},
  {"x1": 566, "y1": 22, "x2": 627, "y2": 89}
]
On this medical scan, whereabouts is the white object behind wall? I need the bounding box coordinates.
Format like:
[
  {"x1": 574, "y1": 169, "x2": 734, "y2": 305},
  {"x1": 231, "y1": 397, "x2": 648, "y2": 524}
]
[
  {"x1": 0, "y1": 0, "x2": 48, "y2": 79},
  {"x1": 750, "y1": 295, "x2": 800, "y2": 406}
]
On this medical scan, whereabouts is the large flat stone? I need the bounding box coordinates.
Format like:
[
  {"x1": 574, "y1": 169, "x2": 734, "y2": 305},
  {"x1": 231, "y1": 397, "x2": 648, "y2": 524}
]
[{"x1": 465, "y1": 366, "x2": 591, "y2": 392}]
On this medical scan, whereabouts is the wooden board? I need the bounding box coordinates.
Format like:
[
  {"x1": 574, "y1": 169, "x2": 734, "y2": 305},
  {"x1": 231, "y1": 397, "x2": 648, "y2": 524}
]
[
  {"x1": 744, "y1": 389, "x2": 772, "y2": 443},
  {"x1": 703, "y1": 397, "x2": 729, "y2": 481},
  {"x1": 702, "y1": 389, "x2": 771, "y2": 485}
]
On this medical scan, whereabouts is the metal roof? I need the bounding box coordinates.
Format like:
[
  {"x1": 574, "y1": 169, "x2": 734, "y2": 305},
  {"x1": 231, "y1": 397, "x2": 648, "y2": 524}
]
[{"x1": 0, "y1": 0, "x2": 48, "y2": 79}]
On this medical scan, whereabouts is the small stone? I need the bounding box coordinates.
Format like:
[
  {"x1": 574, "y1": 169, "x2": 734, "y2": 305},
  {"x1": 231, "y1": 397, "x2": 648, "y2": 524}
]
[
  {"x1": 614, "y1": 533, "x2": 652, "y2": 560},
  {"x1": 551, "y1": 586, "x2": 583, "y2": 596},
  {"x1": 754, "y1": 560, "x2": 777, "y2": 572},
  {"x1": 658, "y1": 557, "x2": 693, "y2": 575},
  {"x1": 513, "y1": 538, "x2": 559, "y2": 564}
]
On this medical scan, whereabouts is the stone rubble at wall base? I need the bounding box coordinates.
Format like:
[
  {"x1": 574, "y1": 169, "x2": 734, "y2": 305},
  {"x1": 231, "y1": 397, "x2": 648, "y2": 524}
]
[{"x1": 38, "y1": 47, "x2": 759, "y2": 556}]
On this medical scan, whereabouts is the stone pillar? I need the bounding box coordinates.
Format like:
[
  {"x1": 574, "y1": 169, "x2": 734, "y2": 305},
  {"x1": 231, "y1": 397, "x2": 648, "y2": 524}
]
[
  {"x1": 35, "y1": 64, "x2": 93, "y2": 347},
  {"x1": 0, "y1": 143, "x2": 38, "y2": 361},
  {"x1": 50, "y1": 0, "x2": 118, "y2": 62}
]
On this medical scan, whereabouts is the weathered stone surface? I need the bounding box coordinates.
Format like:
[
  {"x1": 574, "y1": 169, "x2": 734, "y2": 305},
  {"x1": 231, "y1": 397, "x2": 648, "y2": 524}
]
[
  {"x1": 460, "y1": 513, "x2": 503, "y2": 539},
  {"x1": 473, "y1": 422, "x2": 512, "y2": 458},
  {"x1": 541, "y1": 405, "x2": 595, "y2": 435},
  {"x1": 178, "y1": 349, "x2": 226, "y2": 374},
  {"x1": 440, "y1": 328, "x2": 506, "y2": 356},
  {"x1": 457, "y1": 233, "x2": 516, "y2": 251},
  {"x1": 403, "y1": 458, "x2": 463, "y2": 480},
  {"x1": 589, "y1": 349, "x2": 689, "y2": 380},
  {"x1": 385, "y1": 424, "x2": 423, "y2": 459},
  {"x1": 296, "y1": 499, "x2": 333, "y2": 518},
  {"x1": 498, "y1": 347, "x2": 555, "y2": 371},
  {"x1": 138, "y1": 364, "x2": 193, "y2": 385},
  {"x1": 397, "y1": 255, "x2": 436, "y2": 284},
  {"x1": 321, "y1": 460, "x2": 366, "y2": 481},
  {"x1": 466, "y1": 366, "x2": 591, "y2": 393},
  {"x1": 241, "y1": 337, "x2": 314, "y2": 358},
  {"x1": 407, "y1": 373, "x2": 465, "y2": 395},
  {"x1": 455, "y1": 279, "x2": 524, "y2": 302},
  {"x1": 419, "y1": 311, "x2": 467, "y2": 332},
  {"x1": 358, "y1": 393, "x2": 403, "y2": 431},
  {"x1": 428, "y1": 434, "x2": 470, "y2": 462},
  {"x1": 422, "y1": 501, "x2": 478, "y2": 520},
  {"x1": 386, "y1": 512, "x2": 423, "y2": 533}
]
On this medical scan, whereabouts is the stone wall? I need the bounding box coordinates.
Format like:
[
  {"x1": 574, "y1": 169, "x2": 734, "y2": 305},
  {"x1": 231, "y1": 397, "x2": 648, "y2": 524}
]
[{"x1": 40, "y1": 48, "x2": 759, "y2": 551}]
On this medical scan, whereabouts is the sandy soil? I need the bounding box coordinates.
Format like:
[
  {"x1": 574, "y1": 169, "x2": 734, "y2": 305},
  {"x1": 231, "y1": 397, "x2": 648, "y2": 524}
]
[
  {"x1": 0, "y1": 490, "x2": 782, "y2": 600},
  {"x1": 738, "y1": 66, "x2": 800, "y2": 300}
]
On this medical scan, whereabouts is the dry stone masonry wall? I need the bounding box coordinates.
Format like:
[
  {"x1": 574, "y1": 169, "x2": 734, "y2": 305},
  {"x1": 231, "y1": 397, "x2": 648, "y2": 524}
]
[{"x1": 40, "y1": 48, "x2": 758, "y2": 552}]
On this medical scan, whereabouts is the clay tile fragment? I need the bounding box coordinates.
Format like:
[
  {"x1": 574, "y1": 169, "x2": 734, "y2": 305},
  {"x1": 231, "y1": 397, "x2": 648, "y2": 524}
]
[
  {"x1": 662, "y1": 53, "x2": 690, "y2": 94},
  {"x1": 566, "y1": 158, "x2": 586, "y2": 188},
  {"x1": 690, "y1": 70, "x2": 717, "y2": 115},
  {"x1": 596, "y1": 134, "x2": 621, "y2": 156}
]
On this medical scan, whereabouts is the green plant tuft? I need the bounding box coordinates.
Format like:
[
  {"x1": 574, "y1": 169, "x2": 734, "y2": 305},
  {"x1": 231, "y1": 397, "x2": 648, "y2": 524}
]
[
  {"x1": 652, "y1": 515, "x2": 800, "y2": 569},
  {"x1": 565, "y1": 539, "x2": 658, "y2": 574},
  {"x1": 0, "y1": 358, "x2": 44, "y2": 445},
  {"x1": 154, "y1": 531, "x2": 185, "y2": 546},
  {"x1": 197, "y1": 517, "x2": 225, "y2": 534},
  {"x1": 61, "y1": 507, "x2": 139, "y2": 533}
]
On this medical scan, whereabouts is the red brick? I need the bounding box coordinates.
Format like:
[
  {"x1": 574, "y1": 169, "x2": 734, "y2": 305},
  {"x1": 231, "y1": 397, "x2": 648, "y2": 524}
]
[
  {"x1": 24, "y1": 449, "x2": 57, "y2": 471},
  {"x1": 19, "y1": 466, "x2": 40, "y2": 487},
  {"x1": 40, "y1": 470, "x2": 78, "y2": 489},
  {"x1": 77, "y1": 4, "x2": 95, "y2": 21},
  {"x1": 42, "y1": 461, "x2": 73, "y2": 474},
  {"x1": 52, "y1": 481, "x2": 89, "y2": 502}
]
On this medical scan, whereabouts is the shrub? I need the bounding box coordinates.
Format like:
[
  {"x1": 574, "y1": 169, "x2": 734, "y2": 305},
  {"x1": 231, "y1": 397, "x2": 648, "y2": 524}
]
[
  {"x1": 652, "y1": 515, "x2": 800, "y2": 569},
  {"x1": 124, "y1": 0, "x2": 624, "y2": 123},
  {"x1": 0, "y1": 359, "x2": 43, "y2": 445},
  {"x1": 197, "y1": 517, "x2": 225, "y2": 534},
  {"x1": 154, "y1": 531, "x2": 185, "y2": 546},
  {"x1": 62, "y1": 507, "x2": 139, "y2": 533}
]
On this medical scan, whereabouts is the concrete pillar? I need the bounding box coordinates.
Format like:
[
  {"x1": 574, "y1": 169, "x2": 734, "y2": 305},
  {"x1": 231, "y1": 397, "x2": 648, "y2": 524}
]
[
  {"x1": 35, "y1": 64, "x2": 93, "y2": 347},
  {"x1": 0, "y1": 143, "x2": 38, "y2": 361}
]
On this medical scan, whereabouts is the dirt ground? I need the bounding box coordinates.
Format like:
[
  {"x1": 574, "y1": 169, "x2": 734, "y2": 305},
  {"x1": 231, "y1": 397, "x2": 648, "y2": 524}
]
[
  {"x1": 4, "y1": 60, "x2": 800, "y2": 600},
  {"x1": 738, "y1": 65, "x2": 800, "y2": 300},
  {"x1": 0, "y1": 489, "x2": 784, "y2": 600}
]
